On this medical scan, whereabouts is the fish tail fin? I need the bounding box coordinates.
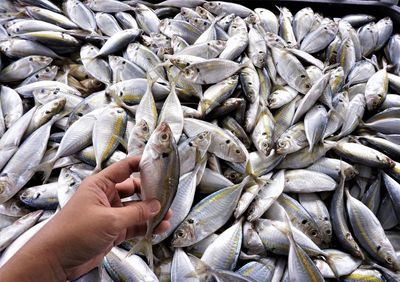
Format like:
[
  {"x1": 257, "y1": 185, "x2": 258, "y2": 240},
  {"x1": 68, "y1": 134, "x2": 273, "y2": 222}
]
[
  {"x1": 127, "y1": 238, "x2": 154, "y2": 270},
  {"x1": 324, "y1": 255, "x2": 341, "y2": 278},
  {"x1": 271, "y1": 203, "x2": 296, "y2": 244},
  {"x1": 35, "y1": 159, "x2": 57, "y2": 183},
  {"x1": 185, "y1": 254, "x2": 210, "y2": 279}
]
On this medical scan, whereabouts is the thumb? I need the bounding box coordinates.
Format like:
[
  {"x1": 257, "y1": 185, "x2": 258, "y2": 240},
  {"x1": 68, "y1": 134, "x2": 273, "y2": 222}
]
[{"x1": 112, "y1": 199, "x2": 161, "y2": 229}]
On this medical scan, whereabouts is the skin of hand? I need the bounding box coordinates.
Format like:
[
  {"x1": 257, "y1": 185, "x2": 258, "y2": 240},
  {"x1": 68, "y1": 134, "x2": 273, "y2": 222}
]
[{"x1": 0, "y1": 156, "x2": 172, "y2": 281}]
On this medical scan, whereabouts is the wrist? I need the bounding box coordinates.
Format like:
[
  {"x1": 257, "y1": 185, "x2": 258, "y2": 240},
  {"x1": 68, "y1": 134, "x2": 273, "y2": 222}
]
[{"x1": 0, "y1": 245, "x2": 67, "y2": 282}]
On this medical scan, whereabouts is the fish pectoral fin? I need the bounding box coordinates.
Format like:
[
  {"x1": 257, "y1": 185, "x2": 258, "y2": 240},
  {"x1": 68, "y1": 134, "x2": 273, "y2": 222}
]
[{"x1": 112, "y1": 134, "x2": 127, "y2": 150}]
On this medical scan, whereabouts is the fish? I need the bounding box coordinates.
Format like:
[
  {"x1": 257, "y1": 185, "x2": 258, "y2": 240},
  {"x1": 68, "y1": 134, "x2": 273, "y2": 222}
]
[{"x1": 132, "y1": 122, "x2": 179, "y2": 269}]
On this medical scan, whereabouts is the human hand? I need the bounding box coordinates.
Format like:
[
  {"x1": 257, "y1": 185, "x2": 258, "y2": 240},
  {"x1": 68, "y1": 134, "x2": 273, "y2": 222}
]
[{"x1": 0, "y1": 156, "x2": 172, "y2": 281}]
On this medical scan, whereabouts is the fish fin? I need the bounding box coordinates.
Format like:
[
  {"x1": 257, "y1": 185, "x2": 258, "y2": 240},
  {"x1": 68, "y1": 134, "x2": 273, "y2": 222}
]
[
  {"x1": 324, "y1": 256, "x2": 341, "y2": 279},
  {"x1": 240, "y1": 56, "x2": 252, "y2": 69},
  {"x1": 185, "y1": 254, "x2": 210, "y2": 279},
  {"x1": 363, "y1": 56, "x2": 380, "y2": 71},
  {"x1": 245, "y1": 159, "x2": 255, "y2": 178},
  {"x1": 35, "y1": 159, "x2": 57, "y2": 184},
  {"x1": 126, "y1": 238, "x2": 154, "y2": 270},
  {"x1": 113, "y1": 134, "x2": 127, "y2": 150}
]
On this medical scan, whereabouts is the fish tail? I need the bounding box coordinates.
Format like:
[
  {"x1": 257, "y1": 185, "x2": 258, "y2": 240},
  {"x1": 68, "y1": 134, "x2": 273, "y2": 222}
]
[
  {"x1": 126, "y1": 238, "x2": 154, "y2": 270},
  {"x1": 185, "y1": 255, "x2": 210, "y2": 279},
  {"x1": 35, "y1": 159, "x2": 57, "y2": 184}
]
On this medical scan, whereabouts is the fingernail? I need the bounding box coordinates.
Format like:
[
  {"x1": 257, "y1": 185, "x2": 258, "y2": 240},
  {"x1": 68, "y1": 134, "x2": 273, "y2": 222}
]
[{"x1": 149, "y1": 199, "x2": 161, "y2": 214}]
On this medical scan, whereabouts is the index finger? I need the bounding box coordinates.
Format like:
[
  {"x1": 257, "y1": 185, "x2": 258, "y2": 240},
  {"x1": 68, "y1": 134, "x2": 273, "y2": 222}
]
[{"x1": 97, "y1": 156, "x2": 141, "y2": 184}]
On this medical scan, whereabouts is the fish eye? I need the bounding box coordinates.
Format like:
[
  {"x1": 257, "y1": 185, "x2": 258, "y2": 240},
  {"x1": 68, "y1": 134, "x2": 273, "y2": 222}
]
[
  {"x1": 45, "y1": 110, "x2": 51, "y2": 114},
  {"x1": 119, "y1": 91, "x2": 123, "y2": 96},
  {"x1": 35, "y1": 74, "x2": 39, "y2": 78},
  {"x1": 326, "y1": 229, "x2": 332, "y2": 235},
  {"x1": 198, "y1": 135, "x2": 204, "y2": 140},
  {"x1": 29, "y1": 57, "x2": 33, "y2": 61},
  {"x1": 160, "y1": 133, "x2": 169, "y2": 141},
  {"x1": 225, "y1": 139, "x2": 231, "y2": 144},
  {"x1": 235, "y1": 149, "x2": 241, "y2": 154},
  {"x1": 386, "y1": 257, "x2": 393, "y2": 264},
  {"x1": 230, "y1": 172, "x2": 237, "y2": 178},
  {"x1": 188, "y1": 218, "x2": 194, "y2": 224},
  {"x1": 301, "y1": 219, "x2": 308, "y2": 224},
  {"x1": 311, "y1": 230, "x2": 318, "y2": 237}
]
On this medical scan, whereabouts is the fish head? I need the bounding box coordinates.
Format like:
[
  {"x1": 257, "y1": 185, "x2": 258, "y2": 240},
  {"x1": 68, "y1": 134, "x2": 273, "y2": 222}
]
[
  {"x1": 223, "y1": 168, "x2": 243, "y2": 184},
  {"x1": 180, "y1": 7, "x2": 195, "y2": 20},
  {"x1": 19, "y1": 188, "x2": 37, "y2": 205},
  {"x1": 378, "y1": 244, "x2": 400, "y2": 271},
  {"x1": 257, "y1": 138, "x2": 273, "y2": 156},
  {"x1": 267, "y1": 96, "x2": 279, "y2": 108},
  {"x1": 319, "y1": 219, "x2": 332, "y2": 245},
  {"x1": 182, "y1": 67, "x2": 199, "y2": 82},
  {"x1": 250, "y1": 53, "x2": 266, "y2": 69},
  {"x1": 344, "y1": 165, "x2": 358, "y2": 179},
  {"x1": 224, "y1": 139, "x2": 247, "y2": 163},
  {"x1": 366, "y1": 95, "x2": 382, "y2": 111},
  {"x1": 159, "y1": 19, "x2": 171, "y2": 33},
  {"x1": 171, "y1": 218, "x2": 197, "y2": 247},
  {"x1": 39, "y1": 96, "x2": 66, "y2": 120},
  {"x1": 80, "y1": 78, "x2": 103, "y2": 90},
  {"x1": 0, "y1": 39, "x2": 11, "y2": 52},
  {"x1": 169, "y1": 57, "x2": 191, "y2": 70},
  {"x1": 108, "y1": 55, "x2": 121, "y2": 68},
  {"x1": 211, "y1": 40, "x2": 227, "y2": 52},
  {"x1": 45, "y1": 65, "x2": 59, "y2": 76},
  {"x1": 189, "y1": 18, "x2": 209, "y2": 30},
  {"x1": 33, "y1": 56, "x2": 53, "y2": 66},
  {"x1": 275, "y1": 137, "x2": 290, "y2": 155},
  {"x1": 7, "y1": 23, "x2": 21, "y2": 35},
  {"x1": 151, "y1": 122, "x2": 175, "y2": 155},
  {"x1": 376, "y1": 154, "x2": 395, "y2": 168},
  {"x1": 191, "y1": 131, "x2": 212, "y2": 152},
  {"x1": 0, "y1": 173, "x2": 16, "y2": 203},
  {"x1": 134, "y1": 120, "x2": 151, "y2": 140},
  {"x1": 196, "y1": 5, "x2": 213, "y2": 18}
]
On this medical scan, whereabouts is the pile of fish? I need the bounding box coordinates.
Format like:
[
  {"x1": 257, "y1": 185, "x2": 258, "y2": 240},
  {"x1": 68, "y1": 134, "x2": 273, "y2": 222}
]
[{"x1": 1, "y1": 0, "x2": 400, "y2": 281}]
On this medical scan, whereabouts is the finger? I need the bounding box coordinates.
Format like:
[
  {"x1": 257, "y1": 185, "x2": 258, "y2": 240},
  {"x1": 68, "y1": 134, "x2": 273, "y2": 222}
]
[
  {"x1": 112, "y1": 199, "x2": 160, "y2": 229},
  {"x1": 116, "y1": 178, "x2": 141, "y2": 198},
  {"x1": 164, "y1": 209, "x2": 173, "y2": 221},
  {"x1": 154, "y1": 220, "x2": 171, "y2": 234},
  {"x1": 97, "y1": 156, "x2": 141, "y2": 184}
]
